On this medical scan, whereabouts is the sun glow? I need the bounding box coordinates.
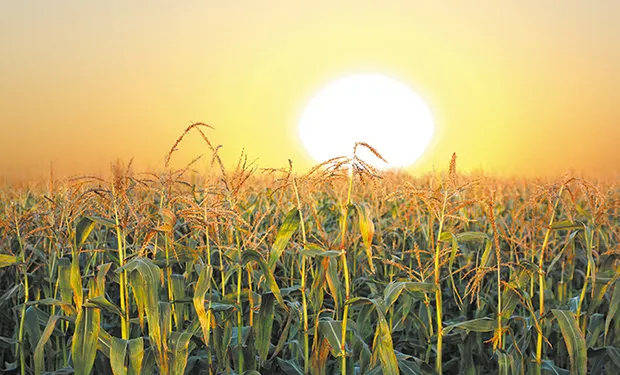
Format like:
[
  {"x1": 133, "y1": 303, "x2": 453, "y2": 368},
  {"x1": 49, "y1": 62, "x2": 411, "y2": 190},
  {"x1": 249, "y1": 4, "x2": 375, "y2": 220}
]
[{"x1": 298, "y1": 74, "x2": 434, "y2": 169}]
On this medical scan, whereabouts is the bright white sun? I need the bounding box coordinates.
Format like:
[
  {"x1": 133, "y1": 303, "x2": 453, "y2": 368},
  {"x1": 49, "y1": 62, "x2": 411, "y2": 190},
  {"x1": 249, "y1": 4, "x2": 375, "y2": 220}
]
[{"x1": 298, "y1": 74, "x2": 434, "y2": 169}]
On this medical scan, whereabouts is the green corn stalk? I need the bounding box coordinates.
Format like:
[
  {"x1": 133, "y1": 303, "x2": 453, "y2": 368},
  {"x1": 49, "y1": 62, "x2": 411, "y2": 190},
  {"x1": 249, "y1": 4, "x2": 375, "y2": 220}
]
[
  {"x1": 338, "y1": 165, "x2": 354, "y2": 375},
  {"x1": 292, "y1": 176, "x2": 310, "y2": 374},
  {"x1": 112, "y1": 184, "x2": 130, "y2": 340},
  {"x1": 535, "y1": 183, "x2": 565, "y2": 369}
]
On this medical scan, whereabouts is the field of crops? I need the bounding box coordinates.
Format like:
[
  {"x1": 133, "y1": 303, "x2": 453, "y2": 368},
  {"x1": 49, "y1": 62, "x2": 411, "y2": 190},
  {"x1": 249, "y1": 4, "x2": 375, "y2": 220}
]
[{"x1": 0, "y1": 150, "x2": 618, "y2": 374}]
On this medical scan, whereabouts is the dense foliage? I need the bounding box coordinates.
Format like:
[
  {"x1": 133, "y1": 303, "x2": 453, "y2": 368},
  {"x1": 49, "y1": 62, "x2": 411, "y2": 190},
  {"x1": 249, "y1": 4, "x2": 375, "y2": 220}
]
[{"x1": 0, "y1": 152, "x2": 618, "y2": 375}]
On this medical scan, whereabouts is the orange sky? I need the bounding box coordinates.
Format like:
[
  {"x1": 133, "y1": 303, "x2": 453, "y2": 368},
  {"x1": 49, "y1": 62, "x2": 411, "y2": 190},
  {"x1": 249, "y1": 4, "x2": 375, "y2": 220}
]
[{"x1": 1, "y1": 1, "x2": 619, "y2": 182}]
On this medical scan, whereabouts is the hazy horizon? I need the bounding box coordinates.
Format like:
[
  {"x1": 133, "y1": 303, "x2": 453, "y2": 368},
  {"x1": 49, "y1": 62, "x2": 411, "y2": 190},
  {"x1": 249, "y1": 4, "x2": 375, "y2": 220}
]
[{"x1": 1, "y1": 1, "x2": 619, "y2": 182}]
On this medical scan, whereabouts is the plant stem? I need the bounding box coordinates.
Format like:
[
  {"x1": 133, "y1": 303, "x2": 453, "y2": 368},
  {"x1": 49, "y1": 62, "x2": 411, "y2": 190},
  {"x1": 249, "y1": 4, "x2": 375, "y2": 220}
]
[
  {"x1": 112, "y1": 186, "x2": 130, "y2": 340},
  {"x1": 434, "y1": 190, "x2": 448, "y2": 374},
  {"x1": 340, "y1": 167, "x2": 354, "y2": 375},
  {"x1": 536, "y1": 183, "x2": 564, "y2": 365},
  {"x1": 292, "y1": 177, "x2": 310, "y2": 374}
]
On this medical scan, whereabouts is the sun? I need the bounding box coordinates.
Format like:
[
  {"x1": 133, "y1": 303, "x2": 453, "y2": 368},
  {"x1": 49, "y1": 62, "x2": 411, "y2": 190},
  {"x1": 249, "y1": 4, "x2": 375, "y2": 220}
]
[{"x1": 298, "y1": 74, "x2": 434, "y2": 169}]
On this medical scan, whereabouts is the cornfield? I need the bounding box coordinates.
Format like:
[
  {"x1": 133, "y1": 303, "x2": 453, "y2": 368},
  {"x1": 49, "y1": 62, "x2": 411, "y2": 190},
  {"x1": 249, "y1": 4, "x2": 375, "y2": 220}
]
[{"x1": 0, "y1": 126, "x2": 618, "y2": 375}]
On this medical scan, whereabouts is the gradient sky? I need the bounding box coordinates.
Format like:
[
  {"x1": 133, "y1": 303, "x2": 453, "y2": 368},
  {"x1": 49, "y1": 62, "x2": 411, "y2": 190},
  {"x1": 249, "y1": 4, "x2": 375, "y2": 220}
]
[{"x1": 1, "y1": 1, "x2": 619, "y2": 182}]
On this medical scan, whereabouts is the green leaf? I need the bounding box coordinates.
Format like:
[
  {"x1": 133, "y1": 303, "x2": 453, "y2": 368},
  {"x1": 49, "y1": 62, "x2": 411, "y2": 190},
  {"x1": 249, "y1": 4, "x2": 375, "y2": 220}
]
[
  {"x1": 110, "y1": 336, "x2": 128, "y2": 375},
  {"x1": 397, "y1": 354, "x2": 436, "y2": 375},
  {"x1": 371, "y1": 309, "x2": 399, "y2": 375},
  {"x1": 269, "y1": 309, "x2": 293, "y2": 361},
  {"x1": 325, "y1": 257, "x2": 342, "y2": 307},
  {"x1": 605, "y1": 282, "x2": 620, "y2": 342},
  {"x1": 193, "y1": 264, "x2": 213, "y2": 347},
  {"x1": 444, "y1": 317, "x2": 497, "y2": 334},
  {"x1": 70, "y1": 254, "x2": 83, "y2": 310},
  {"x1": 168, "y1": 331, "x2": 192, "y2": 375},
  {"x1": 75, "y1": 217, "x2": 96, "y2": 250},
  {"x1": 0, "y1": 254, "x2": 18, "y2": 268},
  {"x1": 277, "y1": 358, "x2": 304, "y2": 375},
  {"x1": 117, "y1": 258, "x2": 166, "y2": 372},
  {"x1": 383, "y1": 282, "x2": 407, "y2": 310},
  {"x1": 242, "y1": 250, "x2": 287, "y2": 311},
  {"x1": 299, "y1": 249, "x2": 344, "y2": 258},
  {"x1": 455, "y1": 231, "x2": 489, "y2": 242},
  {"x1": 541, "y1": 359, "x2": 570, "y2": 375},
  {"x1": 479, "y1": 239, "x2": 494, "y2": 269},
  {"x1": 25, "y1": 306, "x2": 43, "y2": 353},
  {"x1": 551, "y1": 309, "x2": 587, "y2": 375},
  {"x1": 87, "y1": 215, "x2": 117, "y2": 228},
  {"x1": 34, "y1": 315, "x2": 67, "y2": 375},
  {"x1": 384, "y1": 282, "x2": 438, "y2": 309},
  {"x1": 267, "y1": 208, "x2": 300, "y2": 271},
  {"x1": 84, "y1": 296, "x2": 123, "y2": 317},
  {"x1": 127, "y1": 337, "x2": 144, "y2": 375},
  {"x1": 319, "y1": 319, "x2": 344, "y2": 357},
  {"x1": 97, "y1": 329, "x2": 112, "y2": 357},
  {"x1": 255, "y1": 293, "x2": 275, "y2": 364},
  {"x1": 605, "y1": 346, "x2": 620, "y2": 368},
  {"x1": 445, "y1": 232, "x2": 463, "y2": 307},
  {"x1": 496, "y1": 350, "x2": 514, "y2": 375},
  {"x1": 356, "y1": 203, "x2": 376, "y2": 273},
  {"x1": 550, "y1": 220, "x2": 584, "y2": 231},
  {"x1": 57, "y1": 258, "x2": 73, "y2": 309},
  {"x1": 71, "y1": 307, "x2": 101, "y2": 375},
  {"x1": 170, "y1": 274, "x2": 186, "y2": 329}
]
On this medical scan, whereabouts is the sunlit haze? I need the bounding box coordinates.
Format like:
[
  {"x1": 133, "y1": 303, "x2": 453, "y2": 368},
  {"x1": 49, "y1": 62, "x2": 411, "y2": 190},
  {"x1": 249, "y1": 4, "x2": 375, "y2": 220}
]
[
  {"x1": 1, "y1": 1, "x2": 619, "y2": 181},
  {"x1": 299, "y1": 74, "x2": 434, "y2": 169}
]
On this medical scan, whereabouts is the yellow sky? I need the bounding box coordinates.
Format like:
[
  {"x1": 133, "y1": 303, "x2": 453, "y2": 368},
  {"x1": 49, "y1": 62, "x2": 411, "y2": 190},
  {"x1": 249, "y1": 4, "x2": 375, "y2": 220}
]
[{"x1": 1, "y1": 1, "x2": 619, "y2": 182}]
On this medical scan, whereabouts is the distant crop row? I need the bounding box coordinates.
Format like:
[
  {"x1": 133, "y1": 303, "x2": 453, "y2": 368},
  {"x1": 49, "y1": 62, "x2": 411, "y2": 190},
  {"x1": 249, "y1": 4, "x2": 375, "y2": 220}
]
[{"x1": 0, "y1": 138, "x2": 618, "y2": 374}]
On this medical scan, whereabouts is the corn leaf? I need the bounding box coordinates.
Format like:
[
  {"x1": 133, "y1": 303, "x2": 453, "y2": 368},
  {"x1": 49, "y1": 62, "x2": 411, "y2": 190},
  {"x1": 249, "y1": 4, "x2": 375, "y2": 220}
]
[
  {"x1": 551, "y1": 309, "x2": 587, "y2": 375},
  {"x1": 75, "y1": 217, "x2": 96, "y2": 250},
  {"x1": 71, "y1": 307, "x2": 101, "y2": 375},
  {"x1": 255, "y1": 292, "x2": 275, "y2": 364},
  {"x1": 0, "y1": 254, "x2": 18, "y2": 268},
  {"x1": 118, "y1": 258, "x2": 166, "y2": 372},
  {"x1": 605, "y1": 282, "x2": 620, "y2": 342},
  {"x1": 370, "y1": 308, "x2": 399, "y2": 375},
  {"x1": 193, "y1": 264, "x2": 213, "y2": 346},
  {"x1": 267, "y1": 208, "x2": 300, "y2": 271},
  {"x1": 277, "y1": 358, "x2": 304, "y2": 375},
  {"x1": 319, "y1": 319, "x2": 344, "y2": 357},
  {"x1": 356, "y1": 203, "x2": 376, "y2": 273},
  {"x1": 444, "y1": 317, "x2": 497, "y2": 334},
  {"x1": 168, "y1": 331, "x2": 192, "y2": 375},
  {"x1": 110, "y1": 336, "x2": 128, "y2": 375},
  {"x1": 127, "y1": 337, "x2": 144, "y2": 375},
  {"x1": 34, "y1": 315, "x2": 66, "y2": 375},
  {"x1": 170, "y1": 274, "x2": 186, "y2": 329},
  {"x1": 84, "y1": 296, "x2": 123, "y2": 318},
  {"x1": 242, "y1": 250, "x2": 287, "y2": 311}
]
